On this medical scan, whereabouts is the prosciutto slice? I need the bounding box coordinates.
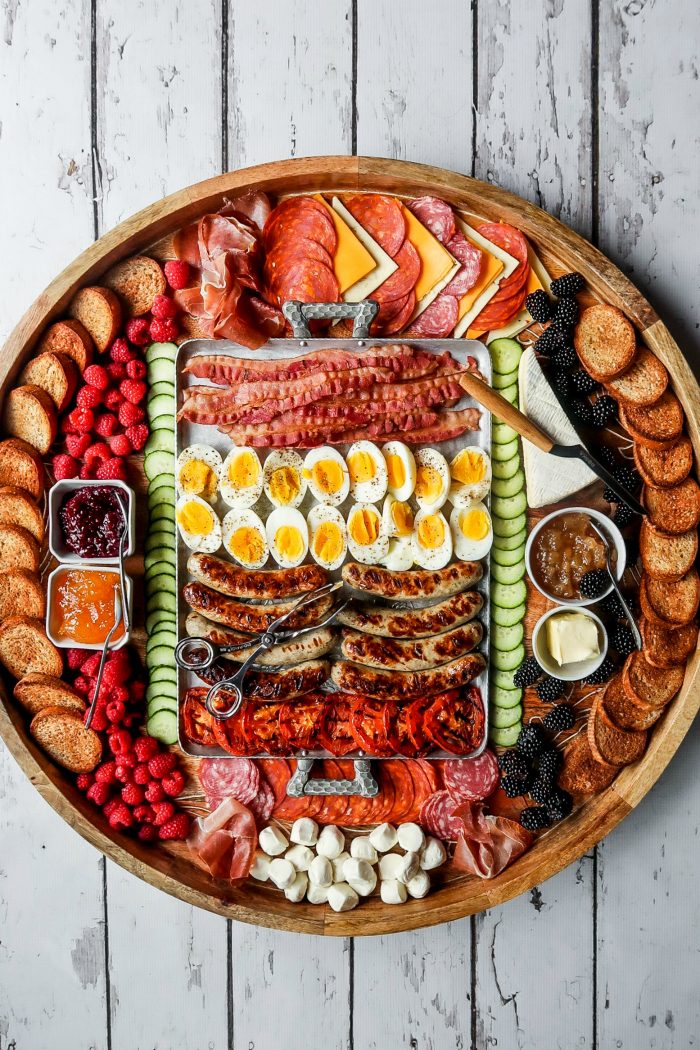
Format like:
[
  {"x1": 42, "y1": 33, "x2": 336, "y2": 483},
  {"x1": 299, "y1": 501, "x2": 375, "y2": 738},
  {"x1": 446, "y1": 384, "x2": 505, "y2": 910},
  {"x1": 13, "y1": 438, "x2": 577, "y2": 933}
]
[
  {"x1": 187, "y1": 796, "x2": 257, "y2": 881},
  {"x1": 451, "y1": 801, "x2": 532, "y2": 879}
]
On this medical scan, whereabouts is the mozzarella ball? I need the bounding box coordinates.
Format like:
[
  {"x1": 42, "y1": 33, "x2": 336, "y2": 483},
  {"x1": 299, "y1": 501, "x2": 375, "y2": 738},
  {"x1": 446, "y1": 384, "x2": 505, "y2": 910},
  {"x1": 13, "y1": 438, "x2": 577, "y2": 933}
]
[
  {"x1": 420, "y1": 837, "x2": 447, "y2": 871},
  {"x1": 350, "y1": 836, "x2": 378, "y2": 864},
  {"x1": 380, "y1": 879, "x2": 408, "y2": 905},
  {"x1": 397, "y1": 823, "x2": 425, "y2": 853},
  {"x1": 369, "y1": 823, "x2": 398, "y2": 853},
  {"x1": 316, "y1": 825, "x2": 345, "y2": 859},
  {"x1": 397, "y1": 852, "x2": 421, "y2": 884},
  {"x1": 249, "y1": 852, "x2": 271, "y2": 882},
  {"x1": 290, "y1": 817, "x2": 319, "y2": 847},
  {"x1": 285, "y1": 844, "x2": 314, "y2": 872},
  {"x1": 284, "y1": 871, "x2": 309, "y2": 903},
  {"x1": 308, "y1": 855, "x2": 333, "y2": 888},
  {"x1": 259, "y1": 825, "x2": 288, "y2": 857},
  {"x1": 304, "y1": 447, "x2": 350, "y2": 506},
  {"x1": 263, "y1": 450, "x2": 306, "y2": 508},
  {"x1": 268, "y1": 858, "x2": 296, "y2": 890},
  {"x1": 414, "y1": 448, "x2": 450, "y2": 511},
  {"x1": 406, "y1": 871, "x2": 431, "y2": 899},
  {"x1": 307, "y1": 882, "x2": 329, "y2": 905},
  {"x1": 347, "y1": 440, "x2": 388, "y2": 503},
  {"x1": 378, "y1": 854, "x2": 404, "y2": 880},
  {"x1": 332, "y1": 851, "x2": 351, "y2": 883},
  {"x1": 327, "y1": 882, "x2": 360, "y2": 913},
  {"x1": 343, "y1": 858, "x2": 377, "y2": 897},
  {"x1": 382, "y1": 441, "x2": 416, "y2": 502}
]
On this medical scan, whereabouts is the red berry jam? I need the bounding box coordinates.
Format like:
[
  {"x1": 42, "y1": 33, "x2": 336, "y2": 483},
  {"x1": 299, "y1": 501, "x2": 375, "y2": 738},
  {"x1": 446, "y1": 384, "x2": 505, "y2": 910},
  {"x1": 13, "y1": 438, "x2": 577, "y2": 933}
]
[{"x1": 60, "y1": 485, "x2": 127, "y2": 558}]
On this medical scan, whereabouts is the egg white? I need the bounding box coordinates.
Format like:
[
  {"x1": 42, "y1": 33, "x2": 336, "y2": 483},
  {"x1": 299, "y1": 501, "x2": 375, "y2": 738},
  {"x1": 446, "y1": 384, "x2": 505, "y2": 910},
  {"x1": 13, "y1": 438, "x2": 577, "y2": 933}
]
[
  {"x1": 413, "y1": 509, "x2": 453, "y2": 570},
  {"x1": 263, "y1": 449, "x2": 306, "y2": 508},
  {"x1": 266, "y1": 507, "x2": 309, "y2": 568},
  {"x1": 381, "y1": 536, "x2": 415, "y2": 572},
  {"x1": 304, "y1": 446, "x2": 350, "y2": 506},
  {"x1": 382, "y1": 493, "x2": 415, "y2": 539},
  {"x1": 450, "y1": 502, "x2": 493, "y2": 562},
  {"x1": 346, "y1": 502, "x2": 389, "y2": 565},
  {"x1": 222, "y1": 508, "x2": 269, "y2": 569},
  {"x1": 382, "y1": 441, "x2": 416, "y2": 503},
  {"x1": 175, "y1": 493, "x2": 222, "y2": 554},
  {"x1": 346, "y1": 440, "x2": 388, "y2": 503},
  {"x1": 307, "y1": 504, "x2": 347, "y2": 571},
  {"x1": 219, "y1": 446, "x2": 264, "y2": 508},
  {"x1": 449, "y1": 447, "x2": 492, "y2": 508},
  {"x1": 176, "y1": 444, "x2": 222, "y2": 503},
  {"x1": 414, "y1": 448, "x2": 450, "y2": 512}
]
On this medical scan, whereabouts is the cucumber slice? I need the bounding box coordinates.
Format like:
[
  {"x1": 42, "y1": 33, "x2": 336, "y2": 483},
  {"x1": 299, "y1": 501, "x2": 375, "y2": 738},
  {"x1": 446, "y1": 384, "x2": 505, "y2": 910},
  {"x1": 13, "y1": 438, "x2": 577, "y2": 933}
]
[
  {"x1": 144, "y1": 546, "x2": 176, "y2": 572},
  {"x1": 146, "y1": 679, "x2": 177, "y2": 702},
  {"x1": 149, "y1": 665, "x2": 178, "y2": 684},
  {"x1": 148, "y1": 483, "x2": 176, "y2": 506},
  {"x1": 146, "y1": 392, "x2": 176, "y2": 419},
  {"x1": 145, "y1": 450, "x2": 175, "y2": 481},
  {"x1": 490, "y1": 703, "x2": 523, "y2": 729},
  {"x1": 490, "y1": 337, "x2": 523, "y2": 375},
  {"x1": 146, "y1": 591, "x2": 177, "y2": 614},
  {"x1": 149, "y1": 380, "x2": 176, "y2": 399},
  {"x1": 492, "y1": 422, "x2": 519, "y2": 445},
  {"x1": 145, "y1": 530, "x2": 175, "y2": 555},
  {"x1": 147, "y1": 695, "x2": 178, "y2": 716},
  {"x1": 492, "y1": 602, "x2": 526, "y2": 628},
  {"x1": 146, "y1": 609, "x2": 177, "y2": 636},
  {"x1": 150, "y1": 513, "x2": 176, "y2": 534},
  {"x1": 145, "y1": 561, "x2": 176, "y2": 582},
  {"x1": 491, "y1": 560, "x2": 526, "y2": 585},
  {"x1": 492, "y1": 491, "x2": 527, "y2": 519},
  {"x1": 145, "y1": 430, "x2": 175, "y2": 457},
  {"x1": 150, "y1": 502, "x2": 176, "y2": 522},
  {"x1": 147, "y1": 629, "x2": 177, "y2": 654},
  {"x1": 492, "y1": 669, "x2": 520, "y2": 690},
  {"x1": 146, "y1": 341, "x2": 178, "y2": 363},
  {"x1": 491, "y1": 685, "x2": 523, "y2": 708},
  {"x1": 491, "y1": 643, "x2": 525, "y2": 671},
  {"x1": 150, "y1": 414, "x2": 176, "y2": 433},
  {"x1": 490, "y1": 724, "x2": 521, "y2": 747},
  {"x1": 492, "y1": 542, "x2": 526, "y2": 567},
  {"x1": 148, "y1": 472, "x2": 176, "y2": 494},
  {"x1": 499, "y1": 383, "x2": 518, "y2": 406},
  {"x1": 146, "y1": 643, "x2": 177, "y2": 668},
  {"x1": 492, "y1": 622, "x2": 525, "y2": 651},
  {"x1": 492, "y1": 470, "x2": 525, "y2": 499},
  {"x1": 492, "y1": 438, "x2": 519, "y2": 462},
  {"x1": 492, "y1": 579, "x2": 528, "y2": 609},
  {"x1": 493, "y1": 368, "x2": 518, "y2": 390},
  {"x1": 493, "y1": 513, "x2": 527, "y2": 538},
  {"x1": 146, "y1": 579, "x2": 177, "y2": 605},
  {"x1": 492, "y1": 526, "x2": 527, "y2": 550},
  {"x1": 492, "y1": 455, "x2": 521, "y2": 481},
  {"x1": 147, "y1": 710, "x2": 178, "y2": 745}
]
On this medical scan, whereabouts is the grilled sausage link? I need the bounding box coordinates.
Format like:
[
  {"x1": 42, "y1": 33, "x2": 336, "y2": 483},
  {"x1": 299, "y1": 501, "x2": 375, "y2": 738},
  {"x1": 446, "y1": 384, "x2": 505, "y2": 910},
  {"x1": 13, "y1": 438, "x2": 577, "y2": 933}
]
[
  {"x1": 183, "y1": 582, "x2": 334, "y2": 634},
  {"x1": 330, "y1": 652, "x2": 487, "y2": 700},
  {"x1": 337, "y1": 590, "x2": 484, "y2": 639},
  {"x1": 340, "y1": 621, "x2": 483, "y2": 671},
  {"x1": 342, "y1": 560, "x2": 482, "y2": 600},
  {"x1": 188, "y1": 552, "x2": 328, "y2": 600},
  {"x1": 186, "y1": 612, "x2": 337, "y2": 667},
  {"x1": 198, "y1": 659, "x2": 330, "y2": 700}
]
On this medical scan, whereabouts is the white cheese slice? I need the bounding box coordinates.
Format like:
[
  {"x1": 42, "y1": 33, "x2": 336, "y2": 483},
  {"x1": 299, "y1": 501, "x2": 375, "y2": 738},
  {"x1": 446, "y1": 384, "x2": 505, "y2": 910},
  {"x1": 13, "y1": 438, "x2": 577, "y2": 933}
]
[
  {"x1": 409, "y1": 255, "x2": 460, "y2": 323},
  {"x1": 518, "y1": 347, "x2": 598, "y2": 509},
  {"x1": 331, "y1": 197, "x2": 397, "y2": 302},
  {"x1": 452, "y1": 217, "x2": 519, "y2": 337}
]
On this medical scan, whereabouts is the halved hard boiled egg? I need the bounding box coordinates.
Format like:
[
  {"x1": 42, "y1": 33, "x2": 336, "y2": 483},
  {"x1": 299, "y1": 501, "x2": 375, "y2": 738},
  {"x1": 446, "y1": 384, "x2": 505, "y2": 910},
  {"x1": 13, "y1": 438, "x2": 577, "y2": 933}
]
[
  {"x1": 176, "y1": 493, "x2": 222, "y2": 553},
  {"x1": 304, "y1": 447, "x2": 350, "y2": 506},
  {"x1": 308, "y1": 505, "x2": 347, "y2": 571},
  {"x1": 263, "y1": 450, "x2": 307, "y2": 508},
  {"x1": 266, "y1": 507, "x2": 309, "y2": 568},
  {"x1": 413, "y1": 509, "x2": 453, "y2": 570},
  {"x1": 346, "y1": 503, "x2": 389, "y2": 564},
  {"x1": 382, "y1": 441, "x2": 416, "y2": 503},
  {"x1": 382, "y1": 494, "x2": 415, "y2": 539},
  {"x1": 222, "y1": 508, "x2": 269, "y2": 569},
  {"x1": 449, "y1": 447, "x2": 492, "y2": 508},
  {"x1": 346, "y1": 440, "x2": 388, "y2": 503},
  {"x1": 220, "y1": 446, "x2": 263, "y2": 508},
  {"x1": 381, "y1": 536, "x2": 415, "y2": 572},
  {"x1": 450, "y1": 502, "x2": 493, "y2": 562},
  {"x1": 414, "y1": 448, "x2": 450, "y2": 512},
  {"x1": 176, "y1": 444, "x2": 222, "y2": 502}
]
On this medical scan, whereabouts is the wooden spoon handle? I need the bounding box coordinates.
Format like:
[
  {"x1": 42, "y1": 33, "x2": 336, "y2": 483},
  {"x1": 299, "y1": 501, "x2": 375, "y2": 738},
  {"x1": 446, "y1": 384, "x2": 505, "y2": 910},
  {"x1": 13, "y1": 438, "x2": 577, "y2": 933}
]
[{"x1": 458, "y1": 371, "x2": 554, "y2": 454}]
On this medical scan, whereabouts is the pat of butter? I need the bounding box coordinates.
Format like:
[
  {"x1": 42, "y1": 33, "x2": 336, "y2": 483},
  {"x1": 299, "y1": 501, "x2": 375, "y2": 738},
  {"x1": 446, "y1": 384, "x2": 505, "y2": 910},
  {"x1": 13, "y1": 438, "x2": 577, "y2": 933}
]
[{"x1": 546, "y1": 613, "x2": 600, "y2": 667}]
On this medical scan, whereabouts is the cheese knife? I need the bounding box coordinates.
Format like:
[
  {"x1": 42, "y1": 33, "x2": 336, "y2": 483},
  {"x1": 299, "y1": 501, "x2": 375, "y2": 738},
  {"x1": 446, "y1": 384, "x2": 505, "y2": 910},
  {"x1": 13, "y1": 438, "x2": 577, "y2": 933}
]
[{"x1": 457, "y1": 371, "x2": 646, "y2": 516}]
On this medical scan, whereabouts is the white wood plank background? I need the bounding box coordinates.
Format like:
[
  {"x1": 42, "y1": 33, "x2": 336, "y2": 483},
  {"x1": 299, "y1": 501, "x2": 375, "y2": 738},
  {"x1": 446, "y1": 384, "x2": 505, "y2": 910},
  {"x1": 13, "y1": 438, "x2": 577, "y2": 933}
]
[{"x1": 1, "y1": 1, "x2": 699, "y2": 1047}]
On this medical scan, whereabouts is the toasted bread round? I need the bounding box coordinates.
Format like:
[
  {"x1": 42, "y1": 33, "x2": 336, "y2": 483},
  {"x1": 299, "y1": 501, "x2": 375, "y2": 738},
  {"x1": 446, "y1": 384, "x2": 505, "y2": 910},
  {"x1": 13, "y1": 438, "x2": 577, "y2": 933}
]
[
  {"x1": 19, "y1": 352, "x2": 78, "y2": 412},
  {"x1": 0, "y1": 524, "x2": 40, "y2": 573},
  {"x1": 640, "y1": 617, "x2": 698, "y2": 669},
  {"x1": 2, "y1": 384, "x2": 58, "y2": 455},
  {"x1": 603, "y1": 673, "x2": 663, "y2": 731},
  {"x1": 0, "y1": 616, "x2": 62, "y2": 679},
  {"x1": 0, "y1": 486, "x2": 44, "y2": 543},
  {"x1": 103, "y1": 255, "x2": 166, "y2": 317},
  {"x1": 68, "y1": 286, "x2": 122, "y2": 353},
  {"x1": 587, "y1": 694, "x2": 647, "y2": 766},
  {"x1": 639, "y1": 518, "x2": 698, "y2": 580},
  {"x1": 14, "y1": 673, "x2": 85, "y2": 717},
  {"x1": 634, "y1": 436, "x2": 693, "y2": 488},
  {"x1": 643, "y1": 477, "x2": 700, "y2": 534},
  {"x1": 604, "y1": 346, "x2": 669, "y2": 406},
  {"x1": 0, "y1": 438, "x2": 46, "y2": 500},
  {"x1": 37, "y1": 319, "x2": 94, "y2": 372},
  {"x1": 30, "y1": 706, "x2": 101, "y2": 773},
  {"x1": 619, "y1": 391, "x2": 684, "y2": 449},
  {"x1": 558, "y1": 731, "x2": 618, "y2": 796},
  {"x1": 622, "y1": 650, "x2": 685, "y2": 707},
  {"x1": 574, "y1": 304, "x2": 636, "y2": 381},
  {"x1": 640, "y1": 569, "x2": 700, "y2": 627},
  {"x1": 0, "y1": 569, "x2": 45, "y2": 620}
]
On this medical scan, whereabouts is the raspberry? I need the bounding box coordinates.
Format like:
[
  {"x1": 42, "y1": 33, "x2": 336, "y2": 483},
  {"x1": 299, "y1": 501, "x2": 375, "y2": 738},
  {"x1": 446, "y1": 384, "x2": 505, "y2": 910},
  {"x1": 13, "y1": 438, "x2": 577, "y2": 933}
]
[
  {"x1": 158, "y1": 813, "x2": 191, "y2": 841},
  {"x1": 104, "y1": 388, "x2": 125, "y2": 411},
  {"x1": 118, "y1": 401, "x2": 145, "y2": 427},
  {"x1": 106, "y1": 700, "x2": 126, "y2": 724},
  {"x1": 73, "y1": 675, "x2": 92, "y2": 697},
  {"x1": 52, "y1": 453, "x2": 79, "y2": 480},
  {"x1": 108, "y1": 803, "x2": 133, "y2": 830},
  {"x1": 164, "y1": 259, "x2": 191, "y2": 291},
  {"x1": 103, "y1": 799, "x2": 122, "y2": 820},
  {"x1": 151, "y1": 801, "x2": 175, "y2": 827},
  {"x1": 60, "y1": 414, "x2": 78, "y2": 435},
  {"x1": 148, "y1": 752, "x2": 177, "y2": 779},
  {"x1": 106, "y1": 362, "x2": 127, "y2": 381},
  {"x1": 109, "y1": 433, "x2": 132, "y2": 457},
  {"x1": 66, "y1": 648, "x2": 86, "y2": 670},
  {"x1": 108, "y1": 728, "x2": 133, "y2": 756},
  {"x1": 102, "y1": 658, "x2": 130, "y2": 688},
  {"x1": 90, "y1": 708, "x2": 109, "y2": 732},
  {"x1": 130, "y1": 680, "x2": 146, "y2": 702},
  {"x1": 114, "y1": 763, "x2": 134, "y2": 784},
  {"x1": 125, "y1": 318, "x2": 150, "y2": 346},
  {"x1": 80, "y1": 462, "x2": 96, "y2": 480},
  {"x1": 76, "y1": 385, "x2": 103, "y2": 409},
  {"x1": 111, "y1": 336, "x2": 136, "y2": 362},
  {"x1": 69, "y1": 407, "x2": 95, "y2": 433},
  {"x1": 149, "y1": 317, "x2": 178, "y2": 343},
  {"x1": 145, "y1": 781, "x2": 165, "y2": 803},
  {"x1": 86, "y1": 781, "x2": 111, "y2": 806},
  {"x1": 125, "y1": 423, "x2": 149, "y2": 451},
  {"x1": 65, "y1": 432, "x2": 92, "y2": 457},
  {"x1": 151, "y1": 294, "x2": 178, "y2": 320},
  {"x1": 125, "y1": 358, "x2": 147, "y2": 380},
  {"x1": 111, "y1": 684, "x2": 130, "y2": 705},
  {"x1": 120, "y1": 378, "x2": 147, "y2": 405},
  {"x1": 161, "y1": 770, "x2": 185, "y2": 798},
  {"x1": 96, "y1": 457, "x2": 128, "y2": 482},
  {"x1": 76, "y1": 772, "x2": 94, "y2": 791},
  {"x1": 133, "y1": 762, "x2": 151, "y2": 786},
  {"x1": 83, "y1": 364, "x2": 110, "y2": 390},
  {"x1": 93, "y1": 412, "x2": 119, "y2": 439},
  {"x1": 94, "y1": 761, "x2": 117, "y2": 785},
  {"x1": 133, "y1": 804, "x2": 155, "y2": 824},
  {"x1": 134, "y1": 735, "x2": 160, "y2": 762},
  {"x1": 137, "y1": 823, "x2": 158, "y2": 842},
  {"x1": 84, "y1": 441, "x2": 112, "y2": 467},
  {"x1": 121, "y1": 782, "x2": 144, "y2": 807},
  {"x1": 80, "y1": 652, "x2": 101, "y2": 676}
]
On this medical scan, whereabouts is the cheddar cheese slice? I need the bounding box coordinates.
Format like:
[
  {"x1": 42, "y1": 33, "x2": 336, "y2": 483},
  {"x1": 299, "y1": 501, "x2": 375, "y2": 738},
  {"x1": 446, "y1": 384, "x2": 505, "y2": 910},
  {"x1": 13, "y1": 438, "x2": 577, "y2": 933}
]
[
  {"x1": 314, "y1": 195, "x2": 376, "y2": 294},
  {"x1": 329, "y1": 197, "x2": 397, "y2": 302},
  {"x1": 453, "y1": 218, "x2": 519, "y2": 339},
  {"x1": 401, "y1": 205, "x2": 460, "y2": 321}
]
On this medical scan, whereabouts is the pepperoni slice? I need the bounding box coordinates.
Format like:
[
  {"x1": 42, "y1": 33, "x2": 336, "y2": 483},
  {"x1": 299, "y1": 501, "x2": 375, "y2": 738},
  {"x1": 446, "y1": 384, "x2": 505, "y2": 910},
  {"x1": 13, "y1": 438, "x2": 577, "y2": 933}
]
[
  {"x1": 418, "y1": 757, "x2": 441, "y2": 794},
  {"x1": 386, "y1": 760, "x2": 419, "y2": 824},
  {"x1": 381, "y1": 290, "x2": 416, "y2": 335},
  {"x1": 270, "y1": 258, "x2": 340, "y2": 306},
  {"x1": 408, "y1": 196, "x2": 456, "y2": 245},
  {"x1": 443, "y1": 749, "x2": 499, "y2": 802},
  {"x1": 258, "y1": 759, "x2": 291, "y2": 806},
  {"x1": 264, "y1": 197, "x2": 337, "y2": 254},
  {"x1": 470, "y1": 283, "x2": 528, "y2": 332},
  {"x1": 476, "y1": 222, "x2": 529, "y2": 266},
  {"x1": 343, "y1": 194, "x2": 406, "y2": 257},
  {"x1": 372, "y1": 240, "x2": 421, "y2": 303},
  {"x1": 443, "y1": 233, "x2": 483, "y2": 296},
  {"x1": 405, "y1": 293, "x2": 459, "y2": 338},
  {"x1": 264, "y1": 237, "x2": 333, "y2": 277}
]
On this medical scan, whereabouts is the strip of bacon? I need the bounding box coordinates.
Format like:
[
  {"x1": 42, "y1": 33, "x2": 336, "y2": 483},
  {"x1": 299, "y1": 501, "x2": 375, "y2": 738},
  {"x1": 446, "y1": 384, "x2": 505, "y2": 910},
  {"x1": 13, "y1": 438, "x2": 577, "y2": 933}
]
[{"x1": 219, "y1": 410, "x2": 446, "y2": 448}]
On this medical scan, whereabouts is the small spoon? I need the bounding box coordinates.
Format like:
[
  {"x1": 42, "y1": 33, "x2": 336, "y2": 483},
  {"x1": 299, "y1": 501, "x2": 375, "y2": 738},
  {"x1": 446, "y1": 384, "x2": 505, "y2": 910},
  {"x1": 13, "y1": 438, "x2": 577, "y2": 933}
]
[
  {"x1": 588, "y1": 518, "x2": 642, "y2": 651},
  {"x1": 85, "y1": 587, "x2": 123, "y2": 730}
]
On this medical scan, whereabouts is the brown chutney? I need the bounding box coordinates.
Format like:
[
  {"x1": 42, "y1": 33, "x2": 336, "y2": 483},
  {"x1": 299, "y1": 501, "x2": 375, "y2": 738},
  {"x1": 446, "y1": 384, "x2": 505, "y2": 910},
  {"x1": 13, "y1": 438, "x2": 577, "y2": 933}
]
[{"x1": 531, "y1": 512, "x2": 613, "y2": 600}]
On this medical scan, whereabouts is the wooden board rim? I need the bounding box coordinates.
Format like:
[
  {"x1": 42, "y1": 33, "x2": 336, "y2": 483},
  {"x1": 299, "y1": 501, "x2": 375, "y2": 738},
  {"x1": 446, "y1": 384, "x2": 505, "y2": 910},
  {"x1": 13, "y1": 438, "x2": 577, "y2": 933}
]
[{"x1": 0, "y1": 155, "x2": 698, "y2": 937}]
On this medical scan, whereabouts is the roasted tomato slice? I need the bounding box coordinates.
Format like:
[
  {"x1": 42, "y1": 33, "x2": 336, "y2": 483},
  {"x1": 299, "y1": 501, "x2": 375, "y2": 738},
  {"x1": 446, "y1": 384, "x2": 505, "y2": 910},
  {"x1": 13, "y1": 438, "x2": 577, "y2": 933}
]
[
  {"x1": 423, "y1": 686, "x2": 485, "y2": 755},
  {"x1": 212, "y1": 708, "x2": 250, "y2": 756},
  {"x1": 278, "y1": 693, "x2": 328, "y2": 750},
  {"x1": 319, "y1": 695, "x2": 357, "y2": 756},
  {"x1": 182, "y1": 690, "x2": 218, "y2": 749},
  {"x1": 241, "y1": 701, "x2": 289, "y2": 756},
  {"x1": 349, "y1": 697, "x2": 396, "y2": 757},
  {"x1": 387, "y1": 701, "x2": 431, "y2": 757}
]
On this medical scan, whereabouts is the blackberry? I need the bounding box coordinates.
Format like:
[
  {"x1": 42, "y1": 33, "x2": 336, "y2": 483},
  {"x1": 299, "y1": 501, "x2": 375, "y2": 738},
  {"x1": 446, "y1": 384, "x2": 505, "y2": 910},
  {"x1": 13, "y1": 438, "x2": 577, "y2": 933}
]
[
  {"x1": 615, "y1": 465, "x2": 641, "y2": 492},
  {"x1": 536, "y1": 676, "x2": 566, "y2": 703},
  {"x1": 534, "y1": 326, "x2": 565, "y2": 357},
  {"x1": 530, "y1": 774, "x2": 556, "y2": 804},
  {"x1": 551, "y1": 369, "x2": 571, "y2": 399},
  {"x1": 569, "y1": 398, "x2": 593, "y2": 425},
  {"x1": 543, "y1": 703, "x2": 575, "y2": 732},
  {"x1": 501, "y1": 775, "x2": 529, "y2": 799},
  {"x1": 552, "y1": 296, "x2": 579, "y2": 330},
  {"x1": 552, "y1": 343, "x2": 577, "y2": 370},
  {"x1": 612, "y1": 623, "x2": 637, "y2": 657},
  {"x1": 513, "y1": 655, "x2": 542, "y2": 689},
  {"x1": 584, "y1": 656, "x2": 615, "y2": 685},
  {"x1": 579, "y1": 568, "x2": 608, "y2": 599},
  {"x1": 550, "y1": 272, "x2": 585, "y2": 298},
  {"x1": 570, "y1": 369, "x2": 600, "y2": 396},
  {"x1": 499, "y1": 749, "x2": 530, "y2": 779},
  {"x1": 526, "y1": 289, "x2": 553, "y2": 324},
  {"x1": 614, "y1": 502, "x2": 637, "y2": 527},
  {"x1": 546, "y1": 788, "x2": 574, "y2": 822},
  {"x1": 598, "y1": 445, "x2": 619, "y2": 469},
  {"x1": 591, "y1": 395, "x2": 618, "y2": 428},
  {"x1": 538, "y1": 746, "x2": 561, "y2": 778},
  {"x1": 520, "y1": 806, "x2": 553, "y2": 832},
  {"x1": 516, "y1": 723, "x2": 546, "y2": 759},
  {"x1": 601, "y1": 590, "x2": 624, "y2": 618}
]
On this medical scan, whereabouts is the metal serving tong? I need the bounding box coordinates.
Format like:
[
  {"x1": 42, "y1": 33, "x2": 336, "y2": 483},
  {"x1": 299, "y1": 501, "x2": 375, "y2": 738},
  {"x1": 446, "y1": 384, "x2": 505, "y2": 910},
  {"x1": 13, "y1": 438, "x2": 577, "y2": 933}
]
[{"x1": 175, "y1": 581, "x2": 349, "y2": 720}]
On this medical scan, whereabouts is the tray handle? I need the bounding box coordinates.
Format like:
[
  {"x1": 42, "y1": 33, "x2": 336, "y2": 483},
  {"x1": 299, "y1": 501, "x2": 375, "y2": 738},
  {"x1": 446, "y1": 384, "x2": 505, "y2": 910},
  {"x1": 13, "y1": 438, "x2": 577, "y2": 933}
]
[
  {"x1": 282, "y1": 300, "x2": 379, "y2": 339},
  {"x1": 287, "y1": 758, "x2": 379, "y2": 798}
]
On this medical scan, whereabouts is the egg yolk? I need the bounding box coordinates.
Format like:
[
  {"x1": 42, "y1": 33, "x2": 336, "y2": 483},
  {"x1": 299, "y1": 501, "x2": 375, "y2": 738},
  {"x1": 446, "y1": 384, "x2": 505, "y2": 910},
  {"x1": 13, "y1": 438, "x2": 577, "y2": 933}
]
[
  {"x1": 313, "y1": 521, "x2": 343, "y2": 563},
  {"x1": 391, "y1": 500, "x2": 414, "y2": 536},
  {"x1": 268, "y1": 466, "x2": 301, "y2": 505},
  {"x1": 177, "y1": 501, "x2": 214, "y2": 536},
  {"x1": 275, "y1": 526, "x2": 304, "y2": 561},
  {"x1": 417, "y1": 514, "x2": 446, "y2": 549},
  {"x1": 452, "y1": 448, "x2": 486, "y2": 485},
  {"x1": 308, "y1": 459, "x2": 345, "y2": 495},
  {"x1": 349, "y1": 508, "x2": 380, "y2": 546},
  {"x1": 416, "y1": 464, "x2": 443, "y2": 504},
  {"x1": 347, "y1": 450, "x2": 376, "y2": 485},
  {"x1": 229, "y1": 450, "x2": 260, "y2": 489},
  {"x1": 229, "y1": 525, "x2": 265, "y2": 564},
  {"x1": 180, "y1": 459, "x2": 217, "y2": 498},
  {"x1": 385, "y1": 452, "x2": 406, "y2": 491},
  {"x1": 460, "y1": 508, "x2": 490, "y2": 540}
]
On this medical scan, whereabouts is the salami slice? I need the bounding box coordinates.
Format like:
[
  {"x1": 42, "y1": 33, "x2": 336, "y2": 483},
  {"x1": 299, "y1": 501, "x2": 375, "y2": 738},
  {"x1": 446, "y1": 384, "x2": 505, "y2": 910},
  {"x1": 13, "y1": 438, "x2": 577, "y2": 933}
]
[
  {"x1": 476, "y1": 222, "x2": 529, "y2": 267},
  {"x1": 373, "y1": 240, "x2": 421, "y2": 303},
  {"x1": 471, "y1": 283, "x2": 528, "y2": 332},
  {"x1": 199, "y1": 757, "x2": 260, "y2": 806},
  {"x1": 443, "y1": 233, "x2": 483, "y2": 296},
  {"x1": 248, "y1": 778, "x2": 275, "y2": 825},
  {"x1": 419, "y1": 789, "x2": 462, "y2": 840},
  {"x1": 257, "y1": 759, "x2": 290, "y2": 807},
  {"x1": 443, "y1": 749, "x2": 499, "y2": 802},
  {"x1": 405, "y1": 293, "x2": 459, "y2": 338},
  {"x1": 382, "y1": 291, "x2": 416, "y2": 335},
  {"x1": 408, "y1": 196, "x2": 456, "y2": 245},
  {"x1": 264, "y1": 197, "x2": 337, "y2": 254},
  {"x1": 343, "y1": 194, "x2": 406, "y2": 257}
]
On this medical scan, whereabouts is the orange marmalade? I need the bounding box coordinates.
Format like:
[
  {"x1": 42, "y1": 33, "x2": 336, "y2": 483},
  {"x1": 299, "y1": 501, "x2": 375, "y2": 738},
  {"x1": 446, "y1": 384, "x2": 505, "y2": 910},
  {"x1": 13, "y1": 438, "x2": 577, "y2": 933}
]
[{"x1": 51, "y1": 568, "x2": 125, "y2": 645}]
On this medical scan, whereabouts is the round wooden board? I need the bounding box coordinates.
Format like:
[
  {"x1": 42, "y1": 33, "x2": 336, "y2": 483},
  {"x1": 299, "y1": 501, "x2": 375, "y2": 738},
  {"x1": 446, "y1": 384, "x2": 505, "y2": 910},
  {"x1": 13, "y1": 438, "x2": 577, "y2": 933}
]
[{"x1": 1, "y1": 156, "x2": 698, "y2": 937}]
